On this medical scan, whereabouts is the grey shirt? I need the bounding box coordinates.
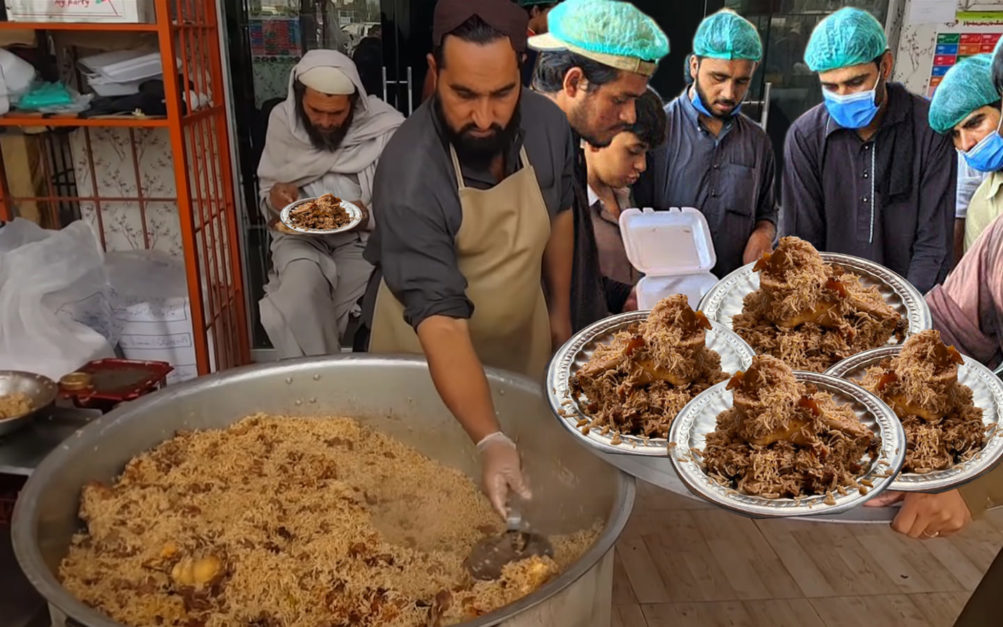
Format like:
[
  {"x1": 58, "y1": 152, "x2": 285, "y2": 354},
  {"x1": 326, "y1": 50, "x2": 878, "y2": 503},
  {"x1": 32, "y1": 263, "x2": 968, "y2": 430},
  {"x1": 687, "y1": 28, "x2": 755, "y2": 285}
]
[
  {"x1": 782, "y1": 82, "x2": 956, "y2": 294},
  {"x1": 635, "y1": 90, "x2": 778, "y2": 277},
  {"x1": 364, "y1": 90, "x2": 576, "y2": 328}
]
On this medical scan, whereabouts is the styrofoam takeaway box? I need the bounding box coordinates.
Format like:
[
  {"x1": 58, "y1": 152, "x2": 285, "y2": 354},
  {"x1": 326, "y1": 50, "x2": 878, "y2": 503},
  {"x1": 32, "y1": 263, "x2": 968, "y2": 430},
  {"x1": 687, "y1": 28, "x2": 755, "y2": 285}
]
[
  {"x1": 6, "y1": 0, "x2": 153, "y2": 23},
  {"x1": 619, "y1": 207, "x2": 718, "y2": 310}
]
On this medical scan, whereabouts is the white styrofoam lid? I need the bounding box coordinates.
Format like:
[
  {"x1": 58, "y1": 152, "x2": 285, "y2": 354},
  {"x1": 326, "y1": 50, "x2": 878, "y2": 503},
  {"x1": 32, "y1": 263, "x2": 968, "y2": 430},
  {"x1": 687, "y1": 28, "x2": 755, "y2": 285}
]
[{"x1": 619, "y1": 207, "x2": 716, "y2": 276}]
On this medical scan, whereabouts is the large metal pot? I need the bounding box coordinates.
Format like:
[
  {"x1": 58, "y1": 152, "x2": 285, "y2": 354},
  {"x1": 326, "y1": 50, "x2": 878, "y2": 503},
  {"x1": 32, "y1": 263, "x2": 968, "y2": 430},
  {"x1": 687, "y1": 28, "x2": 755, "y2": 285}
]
[{"x1": 12, "y1": 355, "x2": 635, "y2": 627}]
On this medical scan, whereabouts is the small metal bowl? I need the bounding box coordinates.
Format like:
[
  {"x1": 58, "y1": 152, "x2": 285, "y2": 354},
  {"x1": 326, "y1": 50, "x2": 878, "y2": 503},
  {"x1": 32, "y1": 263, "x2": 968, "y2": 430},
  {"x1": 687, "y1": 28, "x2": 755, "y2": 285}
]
[{"x1": 0, "y1": 371, "x2": 58, "y2": 436}]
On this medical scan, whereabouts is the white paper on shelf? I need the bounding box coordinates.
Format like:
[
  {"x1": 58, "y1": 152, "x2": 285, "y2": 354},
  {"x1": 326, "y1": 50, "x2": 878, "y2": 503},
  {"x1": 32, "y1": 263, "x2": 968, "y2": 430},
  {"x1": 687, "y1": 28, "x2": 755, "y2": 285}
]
[{"x1": 908, "y1": 0, "x2": 958, "y2": 25}]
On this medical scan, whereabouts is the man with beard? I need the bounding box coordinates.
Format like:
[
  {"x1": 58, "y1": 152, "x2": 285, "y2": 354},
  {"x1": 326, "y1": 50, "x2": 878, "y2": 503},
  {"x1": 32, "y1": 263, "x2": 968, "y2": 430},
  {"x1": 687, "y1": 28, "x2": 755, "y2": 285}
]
[
  {"x1": 529, "y1": 0, "x2": 669, "y2": 326},
  {"x1": 257, "y1": 50, "x2": 403, "y2": 358},
  {"x1": 783, "y1": 7, "x2": 955, "y2": 293},
  {"x1": 634, "y1": 10, "x2": 777, "y2": 277},
  {"x1": 363, "y1": 0, "x2": 575, "y2": 518}
]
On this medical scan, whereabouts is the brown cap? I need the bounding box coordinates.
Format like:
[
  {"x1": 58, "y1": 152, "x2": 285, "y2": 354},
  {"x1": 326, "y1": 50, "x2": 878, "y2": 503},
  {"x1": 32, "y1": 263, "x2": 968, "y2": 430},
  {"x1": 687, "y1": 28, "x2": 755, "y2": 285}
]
[{"x1": 432, "y1": 0, "x2": 529, "y2": 53}]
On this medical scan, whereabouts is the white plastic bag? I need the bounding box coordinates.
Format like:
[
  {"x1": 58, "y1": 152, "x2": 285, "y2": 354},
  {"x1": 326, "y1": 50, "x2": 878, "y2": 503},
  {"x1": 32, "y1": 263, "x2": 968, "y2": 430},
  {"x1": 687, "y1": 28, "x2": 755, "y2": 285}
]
[{"x1": 0, "y1": 219, "x2": 114, "y2": 380}]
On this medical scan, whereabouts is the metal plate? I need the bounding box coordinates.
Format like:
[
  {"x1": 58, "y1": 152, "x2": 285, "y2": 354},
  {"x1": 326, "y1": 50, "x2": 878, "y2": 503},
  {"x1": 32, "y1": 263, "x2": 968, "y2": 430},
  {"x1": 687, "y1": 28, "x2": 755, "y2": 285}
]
[
  {"x1": 279, "y1": 197, "x2": 363, "y2": 235},
  {"x1": 0, "y1": 371, "x2": 57, "y2": 437},
  {"x1": 546, "y1": 311, "x2": 756, "y2": 457},
  {"x1": 826, "y1": 347, "x2": 1003, "y2": 492},
  {"x1": 668, "y1": 372, "x2": 906, "y2": 518},
  {"x1": 698, "y1": 252, "x2": 932, "y2": 340}
]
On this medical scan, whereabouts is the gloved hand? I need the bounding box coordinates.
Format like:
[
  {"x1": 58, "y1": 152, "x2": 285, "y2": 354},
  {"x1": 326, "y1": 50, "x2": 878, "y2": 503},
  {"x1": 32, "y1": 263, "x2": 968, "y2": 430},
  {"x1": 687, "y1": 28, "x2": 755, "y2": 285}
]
[{"x1": 477, "y1": 432, "x2": 532, "y2": 518}]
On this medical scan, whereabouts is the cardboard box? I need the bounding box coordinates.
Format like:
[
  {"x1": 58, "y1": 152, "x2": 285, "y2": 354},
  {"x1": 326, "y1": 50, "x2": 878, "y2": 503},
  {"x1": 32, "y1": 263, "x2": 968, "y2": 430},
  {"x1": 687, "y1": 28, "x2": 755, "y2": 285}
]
[{"x1": 5, "y1": 0, "x2": 154, "y2": 23}]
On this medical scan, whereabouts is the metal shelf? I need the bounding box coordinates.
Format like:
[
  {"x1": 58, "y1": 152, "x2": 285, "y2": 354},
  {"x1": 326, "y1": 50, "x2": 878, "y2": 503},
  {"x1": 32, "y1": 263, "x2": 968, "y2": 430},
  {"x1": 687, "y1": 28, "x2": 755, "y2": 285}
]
[
  {"x1": 0, "y1": 21, "x2": 158, "y2": 32},
  {"x1": 0, "y1": 115, "x2": 168, "y2": 128}
]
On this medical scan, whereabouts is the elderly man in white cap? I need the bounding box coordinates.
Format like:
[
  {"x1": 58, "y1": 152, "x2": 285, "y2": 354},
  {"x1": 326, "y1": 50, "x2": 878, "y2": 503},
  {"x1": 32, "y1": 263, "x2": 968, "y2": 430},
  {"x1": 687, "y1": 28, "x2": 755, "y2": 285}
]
[{"x1": 257, "y1": 50, "x2": 403, "y2": 358}]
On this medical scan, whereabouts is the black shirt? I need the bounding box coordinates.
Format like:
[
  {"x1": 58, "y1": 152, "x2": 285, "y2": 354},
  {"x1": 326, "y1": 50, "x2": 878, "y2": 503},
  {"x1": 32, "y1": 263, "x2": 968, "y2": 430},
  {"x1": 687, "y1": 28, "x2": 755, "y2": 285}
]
[
  {"x1": 364, "y1": 90, "x2": 576, "y2": 328},
  {"x1": 781, "y1": 82, "x2": 956, "y2": 293}
]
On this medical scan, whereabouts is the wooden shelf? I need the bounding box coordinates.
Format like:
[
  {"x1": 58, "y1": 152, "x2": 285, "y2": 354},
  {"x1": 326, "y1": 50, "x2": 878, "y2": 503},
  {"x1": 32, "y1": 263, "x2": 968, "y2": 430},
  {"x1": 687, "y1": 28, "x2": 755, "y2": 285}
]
[
  {"x1": 0, "y1": 115, "x2": 168, "y2": 128},
  {"x1": 0, "y1": 21, "x2": 158, "y2": 32}
]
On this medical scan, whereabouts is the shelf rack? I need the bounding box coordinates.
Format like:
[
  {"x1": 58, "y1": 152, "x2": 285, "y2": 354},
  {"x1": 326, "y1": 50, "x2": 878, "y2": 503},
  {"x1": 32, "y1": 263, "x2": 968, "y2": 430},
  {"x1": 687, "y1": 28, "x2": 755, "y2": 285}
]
[{"x1": 0, "y1": 0, "x2": 250, "y2": 376}]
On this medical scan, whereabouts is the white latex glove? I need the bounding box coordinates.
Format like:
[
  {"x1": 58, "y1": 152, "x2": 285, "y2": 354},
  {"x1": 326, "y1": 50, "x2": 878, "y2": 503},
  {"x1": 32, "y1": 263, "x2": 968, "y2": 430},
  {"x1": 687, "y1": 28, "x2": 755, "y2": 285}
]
[{"x1": 477, "y1": 432, "x2": 532, "y2": 518}]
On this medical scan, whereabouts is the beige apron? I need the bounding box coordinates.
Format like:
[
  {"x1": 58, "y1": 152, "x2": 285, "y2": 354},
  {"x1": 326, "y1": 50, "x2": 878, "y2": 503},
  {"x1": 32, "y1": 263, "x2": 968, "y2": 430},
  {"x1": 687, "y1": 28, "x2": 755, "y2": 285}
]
[{"x1": 369, "y1": 144, "x2": 552, "y2": 378}]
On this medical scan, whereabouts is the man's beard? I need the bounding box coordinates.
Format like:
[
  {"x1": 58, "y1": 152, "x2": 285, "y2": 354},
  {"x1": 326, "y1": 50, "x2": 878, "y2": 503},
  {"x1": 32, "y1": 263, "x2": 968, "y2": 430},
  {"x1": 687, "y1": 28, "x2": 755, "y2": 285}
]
[
  {"x1": 434, "y1": 94, "x2": 521, "y2": 168},
  {"x1": 695, "y1": 80, "x2": 738, "y2": 120},
  {"x1": 297, "y1": 104, "x2": 354, "y2": 152}
]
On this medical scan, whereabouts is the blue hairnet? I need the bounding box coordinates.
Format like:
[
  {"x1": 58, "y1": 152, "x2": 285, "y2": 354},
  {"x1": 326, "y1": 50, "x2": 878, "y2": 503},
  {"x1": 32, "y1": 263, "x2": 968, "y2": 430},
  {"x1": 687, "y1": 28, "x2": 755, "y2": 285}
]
[
  {"x1": 804, "y1": 7, "x2": 888, "y2": 73},
  {"x1": 929, "y1": 54, "x2": 998, "y2": 134},
  {"x1": 693, "y1": 9, "x2": 763, "y2": 62},
  {"x1": 547, "y1": 0, "x2": 669, "y2": 61}
]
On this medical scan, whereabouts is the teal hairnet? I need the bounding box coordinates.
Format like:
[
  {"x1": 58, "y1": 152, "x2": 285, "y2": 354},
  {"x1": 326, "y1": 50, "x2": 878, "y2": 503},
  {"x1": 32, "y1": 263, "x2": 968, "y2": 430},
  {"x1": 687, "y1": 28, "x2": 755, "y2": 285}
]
[
  {"x1": 518, "y1": 0, "x2": 555, "y2": 6},
  {"x1": 546, "y1": 0, "x2": 669, "y2": 61},
  {"x1": 929, "y1": 54, "x2": 997, "y2": 134},
  {"x1": 692, "y1": 9, "x2": 763, "y2": 62},
  {"x1": 804, "y1": 7, "x2": 888, "y2": 73}
]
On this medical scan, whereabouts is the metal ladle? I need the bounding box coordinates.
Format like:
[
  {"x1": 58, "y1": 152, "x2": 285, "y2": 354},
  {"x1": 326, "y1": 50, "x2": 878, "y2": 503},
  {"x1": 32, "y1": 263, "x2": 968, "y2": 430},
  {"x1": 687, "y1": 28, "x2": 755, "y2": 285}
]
[{"x1": 464, "y1": 502, "x2": 554, "y2": 580}]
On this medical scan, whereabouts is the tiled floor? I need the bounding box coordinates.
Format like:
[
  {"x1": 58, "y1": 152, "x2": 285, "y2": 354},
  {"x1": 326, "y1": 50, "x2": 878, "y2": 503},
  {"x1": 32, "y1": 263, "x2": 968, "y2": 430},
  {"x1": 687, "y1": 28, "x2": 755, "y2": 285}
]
[{"x1": 612, "y1": 483, "x2": 1003, "y2": 627}]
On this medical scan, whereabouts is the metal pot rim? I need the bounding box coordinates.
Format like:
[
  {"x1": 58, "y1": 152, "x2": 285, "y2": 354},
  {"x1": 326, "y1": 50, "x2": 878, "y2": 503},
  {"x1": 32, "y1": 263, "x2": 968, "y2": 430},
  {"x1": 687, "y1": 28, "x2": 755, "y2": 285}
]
[{"x1": 12, "y1": 354, "x2": 636, "y2": 627}]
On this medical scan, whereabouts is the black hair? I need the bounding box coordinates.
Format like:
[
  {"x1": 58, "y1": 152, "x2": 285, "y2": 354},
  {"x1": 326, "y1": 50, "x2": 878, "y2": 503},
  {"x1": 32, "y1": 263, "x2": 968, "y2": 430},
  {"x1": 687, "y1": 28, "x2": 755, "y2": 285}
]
[
  {"x1": 683, "y1": 53, "x2": 695, "y2": 86},
  {"x1": 522, "y1": 2, "x2": 557, "y2": 15},
  {"x1": 432, "y1": 15, "x2": 517, "y2": 71},
  {"x1": 626, "y1": 89, "x2": 666, "y2": 149},
  {"x1": 531, "y1": 50, "x2": 621, "y2": 93}
]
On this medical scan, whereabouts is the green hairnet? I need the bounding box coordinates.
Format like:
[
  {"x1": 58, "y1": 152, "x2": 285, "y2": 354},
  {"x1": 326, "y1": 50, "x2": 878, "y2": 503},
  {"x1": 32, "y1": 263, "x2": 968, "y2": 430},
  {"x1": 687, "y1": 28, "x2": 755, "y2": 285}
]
[
  {"x1": 546, "y1": 0, "x2": 669, "y2": 61},
  {"x1": 518, "y1": 0, "x2": 556, "y2": 6},
  {"x1": 804, "y1": 7, "x2": 888, "y2": 73},
  {"x1": 929, "y1": 54, "x2": 997, "y2": 134},
  {"x1": 693, "y1": 9, "x2": 762, "y2": 62}
]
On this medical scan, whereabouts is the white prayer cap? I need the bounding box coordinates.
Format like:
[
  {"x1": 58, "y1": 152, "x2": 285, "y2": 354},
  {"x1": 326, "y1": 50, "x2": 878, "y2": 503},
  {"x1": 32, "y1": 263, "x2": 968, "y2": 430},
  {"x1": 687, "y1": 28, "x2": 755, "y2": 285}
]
[{"x1": 297, "y1": 66, "x2": 356, "y2": 95}]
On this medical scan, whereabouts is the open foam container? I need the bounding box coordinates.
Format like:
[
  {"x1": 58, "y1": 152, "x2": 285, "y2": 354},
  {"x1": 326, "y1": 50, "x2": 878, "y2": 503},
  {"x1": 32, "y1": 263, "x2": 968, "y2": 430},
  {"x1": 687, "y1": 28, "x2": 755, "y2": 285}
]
[{"x1": 619, "y1": 207, "x2": 718, "y2": 310}]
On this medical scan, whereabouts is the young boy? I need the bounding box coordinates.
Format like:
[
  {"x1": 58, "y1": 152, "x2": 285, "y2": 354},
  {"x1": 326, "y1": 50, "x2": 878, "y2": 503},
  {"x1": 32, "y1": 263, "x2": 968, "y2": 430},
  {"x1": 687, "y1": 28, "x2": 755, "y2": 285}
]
[{"x1": 583, "y1": 89, "x2": 667, "y2": 307}]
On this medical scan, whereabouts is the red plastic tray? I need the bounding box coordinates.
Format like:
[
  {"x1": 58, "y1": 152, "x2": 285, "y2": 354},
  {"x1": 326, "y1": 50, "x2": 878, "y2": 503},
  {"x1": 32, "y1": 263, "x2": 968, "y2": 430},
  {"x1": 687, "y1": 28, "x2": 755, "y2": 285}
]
[{"x1": 60, "y1": 358, "x2": 173, "y2": 410}]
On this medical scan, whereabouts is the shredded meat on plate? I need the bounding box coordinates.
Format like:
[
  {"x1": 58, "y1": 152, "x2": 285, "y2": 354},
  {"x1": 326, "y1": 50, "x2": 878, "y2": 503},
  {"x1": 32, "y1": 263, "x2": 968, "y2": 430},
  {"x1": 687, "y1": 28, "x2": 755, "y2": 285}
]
[
  {"x1": 702, "y1": 355, "x2": 879, "y2": 499},
  {"x1": 733, "y1": 237, "x2": 906, "y2": 372},
  {"x1": 859, "y1": 330, "x2": 986, "y2": 473},
  {"x1": 570, "y1": 295, "x2": 727, "y2": 439},
  {"x1": 288, "y1": 194, "x2": 352, "y2": 231}
]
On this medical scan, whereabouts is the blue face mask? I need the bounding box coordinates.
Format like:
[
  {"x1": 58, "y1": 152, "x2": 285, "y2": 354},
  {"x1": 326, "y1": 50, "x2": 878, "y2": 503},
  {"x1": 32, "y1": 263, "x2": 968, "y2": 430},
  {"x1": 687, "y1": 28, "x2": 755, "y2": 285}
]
[
  {"x1": 822, "y1": 77, "x2": 882, "y2": 129},
  {"x1": 962, "y1": 117, "x2": 1003, "y2": 172},
  {"x1": 690, "y1": 86, "x2": 742, "y2": 118}
]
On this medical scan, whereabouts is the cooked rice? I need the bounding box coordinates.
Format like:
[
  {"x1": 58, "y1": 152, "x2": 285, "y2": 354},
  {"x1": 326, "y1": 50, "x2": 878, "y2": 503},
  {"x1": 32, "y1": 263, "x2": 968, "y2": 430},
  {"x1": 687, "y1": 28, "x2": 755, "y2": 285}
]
[
  {"x1": 733, "y1": 237, "x2": 906, "y2": 372},
  {"x1": 570, "y1": 295, "x2": 727, "y2": 438},
  {"x1": 0, "y1": 392, "x2": 31, "y2": 419},
  {"x1": 859, "y1": 330, "x2": 985, "y2": 473},
  {"x1": 58, "y1": 415, "x2": 601, "y2": 626},
  {"x1": 702, "y1": 355, "x2": 879, "y2": 498}
]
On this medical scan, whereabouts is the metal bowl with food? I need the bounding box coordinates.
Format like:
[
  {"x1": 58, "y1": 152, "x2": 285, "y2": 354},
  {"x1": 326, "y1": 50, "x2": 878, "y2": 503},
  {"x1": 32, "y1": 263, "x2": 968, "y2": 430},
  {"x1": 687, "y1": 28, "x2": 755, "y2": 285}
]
[
  {"x1": 548, "y1": 308, "x2": 755, "y2": 456},
  {"x1": 13, "y1": 355, "x2": 634, "y2": 627},
  {"x1": 0, "y1": 370, "x2": 57, "y2": 436},
  {"x1": 668, "y1": 362, "x2": 906, "y2": 518},
  {"x1": 827, "y1": 338, "x2": 1003, "y2": 493}
]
